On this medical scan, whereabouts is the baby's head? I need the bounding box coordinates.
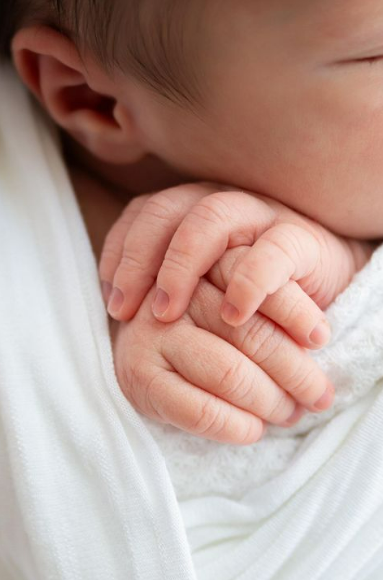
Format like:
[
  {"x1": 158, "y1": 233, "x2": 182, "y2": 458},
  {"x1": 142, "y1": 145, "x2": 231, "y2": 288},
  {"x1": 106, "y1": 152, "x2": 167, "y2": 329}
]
[{"x1": 2, "y1": 0, "x2": 383, "y2": 238}]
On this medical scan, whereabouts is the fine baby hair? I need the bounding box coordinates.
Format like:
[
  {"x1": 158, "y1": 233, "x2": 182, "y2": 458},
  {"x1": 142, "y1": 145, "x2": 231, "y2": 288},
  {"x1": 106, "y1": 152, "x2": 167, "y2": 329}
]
[{"x1": 0, "y1": 0, "x2": 198, "y2": 105}]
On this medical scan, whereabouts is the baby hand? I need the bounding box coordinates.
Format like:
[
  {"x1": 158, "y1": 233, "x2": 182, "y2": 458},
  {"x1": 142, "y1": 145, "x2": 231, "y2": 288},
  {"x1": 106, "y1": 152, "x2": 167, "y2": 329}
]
[
  {"x1": 111, "y1": 261, "x2": 334, "y2": 446},
  {"x1": 101, "y1": 183, "x2": 370, "y2": 347}
]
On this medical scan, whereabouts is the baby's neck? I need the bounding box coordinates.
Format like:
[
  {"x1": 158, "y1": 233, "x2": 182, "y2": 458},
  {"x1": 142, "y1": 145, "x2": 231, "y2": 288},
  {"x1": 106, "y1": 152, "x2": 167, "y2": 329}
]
[{"x1": 62, "y1": 131, "x2": 192, "y2": 259}]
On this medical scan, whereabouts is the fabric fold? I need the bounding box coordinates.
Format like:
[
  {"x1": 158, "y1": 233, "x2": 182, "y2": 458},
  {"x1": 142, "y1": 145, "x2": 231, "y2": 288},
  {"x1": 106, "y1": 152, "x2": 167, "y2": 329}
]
[{"x1": 0, "y1": 64, "x2": 196, "y2": 580}]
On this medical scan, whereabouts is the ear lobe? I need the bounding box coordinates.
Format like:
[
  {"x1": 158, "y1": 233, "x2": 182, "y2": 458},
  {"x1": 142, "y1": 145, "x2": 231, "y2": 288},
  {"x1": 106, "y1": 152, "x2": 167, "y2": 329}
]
[{"x1": 11, "y1": 26, "x2": 147, "y2": 164}]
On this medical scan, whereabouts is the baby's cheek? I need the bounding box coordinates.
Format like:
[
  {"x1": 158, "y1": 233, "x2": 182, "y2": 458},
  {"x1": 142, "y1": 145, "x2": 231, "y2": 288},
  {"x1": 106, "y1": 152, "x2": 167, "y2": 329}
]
[
  {"x1": 301, "y1": 74, "x2": 383, "y2": 235},
  {"x1": 261, "y1": 96, "x2": 383, "y2": 237}
]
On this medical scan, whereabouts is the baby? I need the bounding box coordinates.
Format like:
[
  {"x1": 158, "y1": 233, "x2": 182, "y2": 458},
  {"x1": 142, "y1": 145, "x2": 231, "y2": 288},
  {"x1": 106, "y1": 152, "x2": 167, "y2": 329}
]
[{"x1": 2, "y1": 0, "x2": 380, "y2": 443}]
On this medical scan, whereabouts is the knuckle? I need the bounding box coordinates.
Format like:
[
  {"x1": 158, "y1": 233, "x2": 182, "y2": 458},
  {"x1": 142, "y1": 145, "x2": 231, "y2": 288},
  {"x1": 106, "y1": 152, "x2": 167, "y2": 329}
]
[
  {"x1": 101, "y1": 241, "x2": 122, "y2": 264},
  {"x1": 256, "y1": 327, "x2": 285, "y2": 366},
  {"x1": 287, "y1": 365, "x2": 318, "y2": 400},
  {"x1": 126, "y1": 361, "x2": 166, "y2": 421},
  {"x1": 100, "y1": 245, "x2": 122, "y2": 280},
  {"x1": 216, "y1": 360, "x2": 250, "y2": 400},
  {"x1": 142, "y1": 192, "x2": 184, "y2": 224},
  {"x1": 209, "y1": 260, "x2": 226, "y2": 289},
  {"x1": 144, "y1": 371, "x2": 167, "y2": 420},
  {"x1": 189, "y1": 193, "x2": 232, "y2": 226},
  {"x1": 119, "y1": 251, "x2": 148, "y2": 275},
  {"x1": 162, "y1": 245, "x2": 196, "y2": 274},
  {"x1": 262, "y1": 228, "x2": 300, "y2": 265},
  {"x1": 120, "y1": 357, "x2": 147, "y2": 412},
  {"x1": 236, "y1": 317, "x2": 284, "y2": 365},
  {"x1": 216, "y1": 359, "x2": 280, "y2": 419},
  {"x1": 268, "y1": 224, "x2": 320, "y2": 270},
  {"x1": 233, "y1": 266, "x2": 260, "y2": 290},
  {"x1": 262, "y1": 392, "x2": 290, "y2": 422},
  {"x1": 212, "y1": 247, "x2": 245, "y2": 287},
  {"x1": 270, "y1": 291, "x2": 304, "y2": 327},
  {"x1": 191, "y1": 397, "x2": 229, "y2": 438},
  {"x1": 265, "y1": 224, "x2": 299, "y2": 249}
]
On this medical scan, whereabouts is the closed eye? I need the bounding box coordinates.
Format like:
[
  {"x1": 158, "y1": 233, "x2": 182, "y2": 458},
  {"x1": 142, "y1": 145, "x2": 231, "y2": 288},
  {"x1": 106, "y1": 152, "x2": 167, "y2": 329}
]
[{"x1": 335, "y1": 55, "x2": 383, "y2": 66}]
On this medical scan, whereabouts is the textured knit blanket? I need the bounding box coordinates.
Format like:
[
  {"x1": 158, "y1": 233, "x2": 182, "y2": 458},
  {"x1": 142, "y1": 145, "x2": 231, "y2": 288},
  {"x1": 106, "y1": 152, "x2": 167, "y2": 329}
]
[
  {"x1": 1, "y1": 63, "x2": 383, "y2": 580},
  {"x1": 147, "y1": 237, "x2": 383, "y2": 580}
]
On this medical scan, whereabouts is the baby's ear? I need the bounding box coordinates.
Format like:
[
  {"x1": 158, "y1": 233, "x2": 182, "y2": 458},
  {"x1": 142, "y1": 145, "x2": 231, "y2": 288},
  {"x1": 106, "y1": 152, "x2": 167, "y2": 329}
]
[{"x1": 11, "y1": 26, "x2": 147, "y2": 164}]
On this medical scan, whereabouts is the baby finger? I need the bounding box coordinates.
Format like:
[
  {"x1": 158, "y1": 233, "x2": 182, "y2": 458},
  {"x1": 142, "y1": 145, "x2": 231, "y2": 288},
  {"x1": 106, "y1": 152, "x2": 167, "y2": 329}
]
[
  {"x1": 136, "y1": 368, "x2": 265, "y2": 445},
  {"x1": 259, "y1": 281, "x2": 331, "y2": 349},
  {"x1": 108, "y1": 185, "x2": 208, "y2": 321},
  {"x1": 154, "y1": 191, "x2": 276, "y2": 323},
  {"x1": 100, "y1": 195, "x2": 150, "y2": 304},
  {"x1": 221, "y1": 223, "x2": 321, "y2": 327},
  {"x1": 163, "y1": 323, "x2": 302, "y2": 427},
  {"x1": 189, "y1": 279, "x2": 335, "y2": 414}
]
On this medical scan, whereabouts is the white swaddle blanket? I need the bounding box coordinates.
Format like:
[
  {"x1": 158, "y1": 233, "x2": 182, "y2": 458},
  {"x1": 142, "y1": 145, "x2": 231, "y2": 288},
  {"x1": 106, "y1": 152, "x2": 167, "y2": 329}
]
[
  {"x1": 0, "y1": 65, "x2": 196, "y2": 580},
  {"x1": 1, "y1": 63, "x2": 383, "y2": 580}
]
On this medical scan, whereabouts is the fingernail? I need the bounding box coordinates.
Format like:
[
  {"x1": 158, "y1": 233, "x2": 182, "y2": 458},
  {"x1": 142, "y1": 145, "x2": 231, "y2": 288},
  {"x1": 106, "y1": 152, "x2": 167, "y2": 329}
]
[
  {"x1": 152, "y1": 288, "x2": 169, "y2": 318},
  {"x1": 101, "y1": 281, "x2": 112, "y2": 305},
  {"x1": 313, "y1": 383, "x2": 335, "y2": 411},
  {"x1": 221, "y1": 301, "x2": 240, "y2": 324},
  {"x1": 309, "y1": 320, "x2": 331, "y2": 347},
  {"x1": 281, "y1": 406, "x2": 305, "y2": 428},
  {"x1": 108, "y1": 287, "x2": 124, "y2": 316}
]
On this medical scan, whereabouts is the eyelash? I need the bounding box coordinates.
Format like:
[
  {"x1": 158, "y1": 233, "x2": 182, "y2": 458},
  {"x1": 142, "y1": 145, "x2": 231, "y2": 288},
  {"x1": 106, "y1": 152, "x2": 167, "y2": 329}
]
[
  {"x1": 360, "y1": 56, "x2": 383, "y2": 64},
  {"x1": 334, "y1": 55, "x2": 383, "y2": 67},
  {"x1": 351, "y1": 56, "x2": 383, "y2": 66}
]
